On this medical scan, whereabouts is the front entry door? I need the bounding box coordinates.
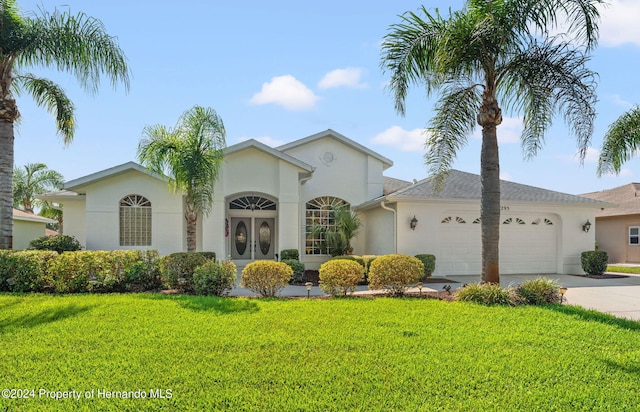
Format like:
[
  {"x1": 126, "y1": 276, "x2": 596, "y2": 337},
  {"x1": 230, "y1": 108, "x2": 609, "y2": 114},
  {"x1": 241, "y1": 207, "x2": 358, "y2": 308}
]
[{"x1": 230, "y1": 217, "x2": 275, "y2": 260}]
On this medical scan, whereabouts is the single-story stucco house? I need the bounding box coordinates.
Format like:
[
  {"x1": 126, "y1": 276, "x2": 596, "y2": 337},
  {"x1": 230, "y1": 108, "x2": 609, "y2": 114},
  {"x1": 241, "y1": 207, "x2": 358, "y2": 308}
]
[
  {"x1": 581, "y1": 183, "x2": 640, "y2": 263},
  {"x1": 12, "y1": 208, "x2": 56, "y2": 250},
  {"x1": 40, "y1": 129, "x2": 610, "y2": 275}
]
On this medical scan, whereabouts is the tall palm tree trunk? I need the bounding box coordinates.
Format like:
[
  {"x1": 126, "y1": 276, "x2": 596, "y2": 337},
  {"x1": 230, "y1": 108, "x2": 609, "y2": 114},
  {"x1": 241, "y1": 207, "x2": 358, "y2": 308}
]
[
  {"x1": 478, "y1": 92, "x2": 502, "y2": 283},
  {"x1": 0, "y1": 119, "x2": 14, "y2": 249},
  {"x1": 185, "y1": 204, "x2": 197, "y2": 252}
]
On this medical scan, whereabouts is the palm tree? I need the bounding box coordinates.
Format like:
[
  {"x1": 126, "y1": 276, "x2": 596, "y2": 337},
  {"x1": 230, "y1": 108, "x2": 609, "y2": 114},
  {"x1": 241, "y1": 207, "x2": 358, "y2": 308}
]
[
  {"x1": 312, "y1": 205, "x2": 361, "y2": 256},
  {"x1": 597, "y1": 107, "x2": 640, "y2": 176},
  {"x1": 13, "y1": 162, "x2": 63, "y2": 213},
  {"x1": 0, "y1": 0, "x2": 130, "y2": 249},
  {"x1": 137, "y1": 105, "x2": 226, "y2": 252},
  {"x1": 39, "y1": 201, "x2": 63, "y2": 233},
  {"x1": 381, "y1": 0, "x2": 602, "y2": 283}
]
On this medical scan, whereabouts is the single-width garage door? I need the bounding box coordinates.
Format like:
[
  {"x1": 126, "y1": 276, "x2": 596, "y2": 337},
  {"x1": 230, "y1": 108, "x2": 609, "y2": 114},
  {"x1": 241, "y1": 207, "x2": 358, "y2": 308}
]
[{"x1": 437, "y1": 214, "x2": 557, "y2": 275}]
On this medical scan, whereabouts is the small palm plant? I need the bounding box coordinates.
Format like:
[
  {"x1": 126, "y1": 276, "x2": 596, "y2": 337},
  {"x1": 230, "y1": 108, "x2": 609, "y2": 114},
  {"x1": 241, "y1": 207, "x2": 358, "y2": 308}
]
[{"x1": 312, "y1": 205, "x2": 361, "y2": 257}]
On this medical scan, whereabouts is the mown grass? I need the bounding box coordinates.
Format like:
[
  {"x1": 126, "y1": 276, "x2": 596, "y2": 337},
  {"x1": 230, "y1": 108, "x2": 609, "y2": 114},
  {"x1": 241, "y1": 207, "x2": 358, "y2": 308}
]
[
  {"x1": 607, "y1": 265, "x2": 640, "y2": 274},
  {"x1": 0, "y1": 294, "x2": 639, "y2": 411}
]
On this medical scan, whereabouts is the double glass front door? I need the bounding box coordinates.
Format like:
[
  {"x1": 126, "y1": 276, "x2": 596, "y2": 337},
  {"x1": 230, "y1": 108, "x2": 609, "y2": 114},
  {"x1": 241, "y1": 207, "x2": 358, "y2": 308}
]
[{"x1": 230, "y1": 217, "x2": 275, "y2": 260}]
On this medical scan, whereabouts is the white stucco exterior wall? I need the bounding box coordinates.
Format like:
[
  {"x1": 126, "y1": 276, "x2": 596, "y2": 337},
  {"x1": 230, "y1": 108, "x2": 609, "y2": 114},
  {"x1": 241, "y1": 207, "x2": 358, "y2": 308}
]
[
  {"x1": 76, "y1": 170, "x2": 184, "y2": 255},
  {"x1": 13, "y1": 220, "x2": 47, "y2": 250}
]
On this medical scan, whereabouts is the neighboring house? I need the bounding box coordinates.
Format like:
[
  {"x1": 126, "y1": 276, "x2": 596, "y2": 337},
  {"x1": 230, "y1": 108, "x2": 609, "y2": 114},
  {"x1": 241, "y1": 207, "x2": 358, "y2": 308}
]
[
  {"x1": 581, "y1": 184, "x2": 640, "y2": 263},
  {"x1": 39, "y1": 129, "x2": 610, "y2": 275},
  {"x1": 12, "y1": 208, "x2": 56, "y2": 250}
]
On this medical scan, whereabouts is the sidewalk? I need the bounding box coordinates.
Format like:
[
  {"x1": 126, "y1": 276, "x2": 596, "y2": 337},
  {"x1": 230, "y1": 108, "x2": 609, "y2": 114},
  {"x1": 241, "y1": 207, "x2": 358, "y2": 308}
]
[{"x1": 229, "y1": 273, "x2": 640, "y2": 320}]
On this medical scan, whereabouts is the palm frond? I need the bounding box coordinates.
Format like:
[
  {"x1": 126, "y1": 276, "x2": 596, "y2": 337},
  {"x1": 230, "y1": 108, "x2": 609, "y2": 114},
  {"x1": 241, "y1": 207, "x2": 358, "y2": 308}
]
[
  {"x1": 598, "y1": 107, "x2": 640, "y2": 176},
  {"x1": 381, "y1": 6, "x2": 449, "y2": 115},
  {"x1": 138, "y1": 106, "x2": 226, "y2": 218},
  {"x1": 499, "y1": 37, "x2": 597, "y2": 160},
  {"x1": 15, "y1": 74, "x2": 75, "y2": 143},
  {"x1": 19, "y1": 7, "x2": 130, "y2": 94},
  {"x1": 425, "y1": 82, "x2": 482, "y2": 186}
]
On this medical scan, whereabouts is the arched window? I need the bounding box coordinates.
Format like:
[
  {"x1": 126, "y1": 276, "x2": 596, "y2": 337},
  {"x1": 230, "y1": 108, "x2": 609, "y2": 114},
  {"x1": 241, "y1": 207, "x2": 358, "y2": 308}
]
[
  {"x1": 119, "y1": 195, "x2": 152, "y2": 246},
  {"x1": 305, "y1": 196, "x2": 348, "y2": 255}
]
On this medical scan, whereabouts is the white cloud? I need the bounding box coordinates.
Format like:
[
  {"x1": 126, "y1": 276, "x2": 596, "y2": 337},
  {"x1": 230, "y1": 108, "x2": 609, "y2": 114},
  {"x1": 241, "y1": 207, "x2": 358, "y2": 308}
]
[
  {"x1": 472, "y1": 116, "x2": 522, "y2": 144},
  {"x1": 371, "y1": 126, "x2": 426, "y2": 152},
  {"x1": 500, "y1": 172, "x2": 513, "y2": 181},
  {"x1": 249, "y1": 75, "x2": 319, "y2": 111},
  {"x1": 318, "y1": 67, "x2": 368, "y2": 90},
  {"x1": 582, "y1": 147, "x2": 600, "y2": 163},
  {"x1": 610, "y1": 94, "x2": 634, "y2": 110},
  {"x1": 237, "y1": 136, "x2": 285, "y2": 147},
  {"x1": 599, "y1": 0, "x2": 640, "y2": 47},
  {"x1": 601, "y1": 167, "x2": 634, "y2": 178},
  {"x1": 558, "y1": 146, "x2": 601, "y2": 164}
]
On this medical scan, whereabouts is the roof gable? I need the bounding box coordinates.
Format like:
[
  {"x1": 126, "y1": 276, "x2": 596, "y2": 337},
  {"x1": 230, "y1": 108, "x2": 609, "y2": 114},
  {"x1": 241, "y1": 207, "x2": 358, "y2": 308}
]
[
  {"x1": 226, "y1": 139, "x2": 314, "y2": 172},
  {"x1": 387, "y1": 169, "x2": 610, "y2": 205},
  {"x1": 64, "y1": 161, "x2": 168, "y2": 191},
  {"x1": 277, "y1": 129, "x2": 393, "y2": 169},
  {"x1": 13, "y1": 209, "x2": 56, "y2": 224}
]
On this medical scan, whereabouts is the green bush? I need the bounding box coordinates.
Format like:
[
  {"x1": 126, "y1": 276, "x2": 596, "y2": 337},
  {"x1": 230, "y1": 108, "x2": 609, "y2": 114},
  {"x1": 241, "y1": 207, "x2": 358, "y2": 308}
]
[
  {"x1": 0, "y1": 250, "x2": 57, "y2": 292},
  {"x1": 197, "y1": 252, "x2": 216, "y2": 261},
  {"x1": 515, "y1": 278, "x2": 561, "y2": 305},
  {"x1": 319, "y1": 259, "x2": 364, "y2": 296},
  {"x1": 455, "y1": 283, "x2": 516, "y2": 306},
  {"x1": 368, "y1": 254, "x2": 423, "y2": 296},
  {"x1": 241, "y1": 260, "x2": 292, "y2": 297},
  {"x1": 29, "y1": 235, "x2": 83, "y2": 254},
  {"x1": 280, "y1": 249, "x2": 299, "y2": 261},
  {"x1": 581, "y1": 250, "x2": 608, "y2": 276},
  {"x1": 48, "y1": 250, "x2": 145, "y2": 293},
  {"x1": 123, "y1": 251, "x2": 162, "y2": 292},
  {"x1": 282, "y1": 259, "x2": 305, "y2": 284},
  {"x1": 331, "y1": 255, "x2": 365, "y2": 268},
  {"x1": 48, "y1": 251, "x2": 94, "y2": 293},
  {"x1": 414, "y1": 254, "x2": 436, "y2": 280},
  {"x1": 160, "y1": 252, "x2": 212, "y2": 293},
  {"x1": 193, "y1": 260, "x2": 237, "y2": 296}
]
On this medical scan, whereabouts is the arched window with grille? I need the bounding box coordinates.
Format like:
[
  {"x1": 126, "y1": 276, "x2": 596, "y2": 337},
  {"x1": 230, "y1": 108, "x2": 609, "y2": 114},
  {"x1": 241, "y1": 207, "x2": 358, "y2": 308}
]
[
  {"x1": 119, "y1": 195, "x2": 152, "y2": 246},
  {"x1": 305, "y1": 196, "x2": 348, "y2": 255}
]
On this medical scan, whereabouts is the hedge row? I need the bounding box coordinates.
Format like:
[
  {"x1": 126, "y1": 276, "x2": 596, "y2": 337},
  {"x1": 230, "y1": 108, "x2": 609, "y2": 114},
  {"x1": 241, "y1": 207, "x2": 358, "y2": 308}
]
[{"x1": 0, "y1": 250, "x2": 220, "y2": 294}]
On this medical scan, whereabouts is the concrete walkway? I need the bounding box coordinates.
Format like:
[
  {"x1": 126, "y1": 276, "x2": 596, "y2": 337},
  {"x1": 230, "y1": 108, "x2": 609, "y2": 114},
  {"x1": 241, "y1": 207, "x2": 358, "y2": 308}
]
[{"x1": 229, "y1": 272, "x2": 640, "y2": 320}]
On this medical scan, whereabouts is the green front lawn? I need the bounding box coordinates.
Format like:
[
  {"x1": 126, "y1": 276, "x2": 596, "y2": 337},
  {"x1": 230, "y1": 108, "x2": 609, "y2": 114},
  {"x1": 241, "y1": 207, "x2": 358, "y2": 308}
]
[
  {"x1": 607, "y1": 265, "x2": 640, "y2": 274},
  {"x1": 1, "y1": 294, "x2": 639, "y2": 411}
]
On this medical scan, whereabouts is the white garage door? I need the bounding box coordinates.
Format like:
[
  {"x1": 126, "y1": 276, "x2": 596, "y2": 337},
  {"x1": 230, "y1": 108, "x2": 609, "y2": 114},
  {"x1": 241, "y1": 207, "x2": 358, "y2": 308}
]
[{"x1": 437, "y1": 215, "x2": 557, "y2": 275}]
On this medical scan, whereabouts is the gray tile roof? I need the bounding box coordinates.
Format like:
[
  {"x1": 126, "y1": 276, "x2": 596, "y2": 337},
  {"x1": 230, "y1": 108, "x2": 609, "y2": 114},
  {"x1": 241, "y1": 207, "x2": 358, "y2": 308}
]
[
  {"x1": 388, "y1": 169, "x2": 609, "y2": 205},
  {"x1": 383, "y1": 176, "x2": 412, "y2": 195}
]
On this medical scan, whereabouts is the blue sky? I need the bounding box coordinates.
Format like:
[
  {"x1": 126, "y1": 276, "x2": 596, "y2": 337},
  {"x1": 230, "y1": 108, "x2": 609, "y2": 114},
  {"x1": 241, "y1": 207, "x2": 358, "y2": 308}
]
[{"x1": 13, "y1": 0, "x2": 640, "y2": 195}]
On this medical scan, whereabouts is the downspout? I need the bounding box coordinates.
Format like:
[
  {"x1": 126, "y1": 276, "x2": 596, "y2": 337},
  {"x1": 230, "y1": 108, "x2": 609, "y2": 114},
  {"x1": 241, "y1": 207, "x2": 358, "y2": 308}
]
[{"x1": 380, "y1": 200, "x2": 397, "y2": 253}]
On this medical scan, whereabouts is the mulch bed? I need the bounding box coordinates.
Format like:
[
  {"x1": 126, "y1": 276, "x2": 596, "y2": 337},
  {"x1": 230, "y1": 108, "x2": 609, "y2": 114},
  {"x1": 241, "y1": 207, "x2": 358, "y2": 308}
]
[
  {"x1": 291, "y1": 271, "x2": 459, "y2": 287},
  {"x1": 569, "y1": 273, "x2": 629, "y2": 279}
]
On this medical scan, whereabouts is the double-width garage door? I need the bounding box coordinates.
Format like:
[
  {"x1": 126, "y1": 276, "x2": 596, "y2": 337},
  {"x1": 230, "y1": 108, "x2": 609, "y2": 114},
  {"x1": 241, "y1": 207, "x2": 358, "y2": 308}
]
[{"x1": 437, "y1": 214, "x2": 557, "y2": 275}]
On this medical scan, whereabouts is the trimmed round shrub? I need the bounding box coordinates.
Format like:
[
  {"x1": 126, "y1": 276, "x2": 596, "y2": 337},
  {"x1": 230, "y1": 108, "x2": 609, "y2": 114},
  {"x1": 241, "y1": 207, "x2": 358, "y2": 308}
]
[
  {"x1": 515, "y1": 278, "x2": 561, "y2": 305},
  {"x1": 368, "y1": 254, "x2": 423, "y2": 296},
  {"x1": 414, "y1": 254, "x2": 436, "y2": 280},
  {"x1": 280, "y1": 249, "x2": 299, "y2": 261},
  {"x1": 160, "y1": 252, "x2": 212, "y2": 293},
  {"x1": 455, "y1": 283, "x2": 516, "y2": 305},
  {"x1": 581, "y1": 250, "x2": 608, "y2": 276},
  {"x1": 319, "y1": 259, "x2": 364, "y2": 296},
  {"x1": 193, "y1": 260, "x2": 237, "y2": 296},
  {"x1": 29, "y1": 235, "x2": 83, "y2": 254},
  {"x1": 241, "y1": 260, "x2": 292, "y2": 297},
  {"x1": 282, "y1": 259, "x2": 305, "y2": 284}
]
